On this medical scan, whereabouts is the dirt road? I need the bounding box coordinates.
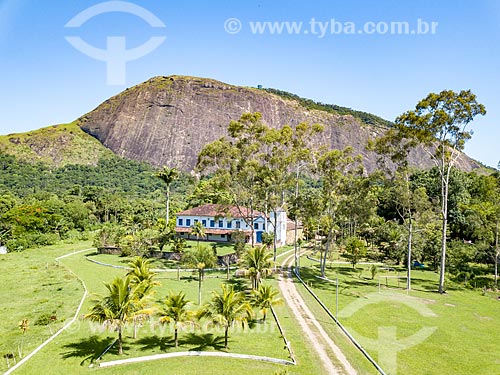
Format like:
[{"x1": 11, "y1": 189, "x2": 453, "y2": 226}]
[{"x1": 278, "y1": 252, "x2": 357, "y2": 375}]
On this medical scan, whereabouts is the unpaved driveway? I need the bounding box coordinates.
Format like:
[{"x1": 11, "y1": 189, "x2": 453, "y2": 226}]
[{"x1": 278, "y1": 252, "x2": 357, "y2": 375}]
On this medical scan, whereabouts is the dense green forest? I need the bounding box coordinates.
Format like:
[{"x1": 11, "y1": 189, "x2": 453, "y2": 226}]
[
  {"x1": 263, "y1": 87, "x2": 392, "y2": 128},
  {"x1": 0, "y1": 153, "x2": 194, "y2": 251}
]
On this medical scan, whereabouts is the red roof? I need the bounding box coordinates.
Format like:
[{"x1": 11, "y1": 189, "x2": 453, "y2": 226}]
[{"x1": 176, "y1": 204, "x2": 264, "y2": 219}]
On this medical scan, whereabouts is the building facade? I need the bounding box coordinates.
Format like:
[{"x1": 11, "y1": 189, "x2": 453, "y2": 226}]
[{"x1": 175, "y1": 204, "x2": 290, "y2": 247}]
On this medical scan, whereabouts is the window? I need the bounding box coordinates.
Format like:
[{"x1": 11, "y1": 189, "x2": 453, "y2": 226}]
[
  {"x1": 227, "y1": 220, "x2": 232, "y2": 229},
  {"x1": 221, "y1": 234, "x2": 226, "y2": 239},
  {"x1": 218, "y1": 220, "x2": 224, "y2": 228},
  {"x1": 210, "y1": 220, "x2": 215, "y2": 228},
  {"x1": 186, "y1": 219, "x2": 191, "y2": 226},
  {"x1": 178, "y1": 218, "x2": 183, "y2": 226},
  {"x1": 254, "y1": 223, "x2": 259, "y2": 230},
  {"x1": 202, "y1": 220, "x2": 207, "y2": 227},
  {"x1": 194, "y1": 219, "x2": 198, "y2": 223},
  {"x1": 235, "y1": 221, "x2": 241, "y2": 229}
]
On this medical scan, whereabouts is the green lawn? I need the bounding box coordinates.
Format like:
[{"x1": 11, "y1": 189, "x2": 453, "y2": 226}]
[
  {"x1": 8, "y1": 240, "x2": 498, "y2": 375},
  {"x1": 0, "y1": 242, "x2": 93, "y2": 373},
  {"x1": 165, "y1": 240, "x2": 236, "y2": 256},
  {"x1": 0, "y1": 242, "x2": 324, "y2": 375},
  {"x1": 296, "y1": 255, "x2": 500, "y2": 375},
  {"x1": 87, "y1": 240, "x2": 236, "y2": 271}
]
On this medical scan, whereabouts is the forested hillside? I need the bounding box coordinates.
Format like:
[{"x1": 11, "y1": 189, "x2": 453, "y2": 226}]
[{"x1": 0, "y1": 153, "x2": 194, "y2": 251}]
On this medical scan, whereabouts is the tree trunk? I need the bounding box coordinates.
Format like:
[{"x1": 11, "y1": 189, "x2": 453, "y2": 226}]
[
  {"x1": 250, "y1": 199, "x2": 255, "y2": 248},
  {"x1": 166, "y1": 185, "x2": 170, "y2": 225},
  {"x1": 495, "y1": 218, "x2": 499, "y2": 289},
  {"x1": 294, "y1": 173, "x2": 299, "y2": 270},
  {"x1": 118, "y1": 328, "x2": 123, "y2": 355},
  {"x1": 438, "y1": 164, "x2": 450, "y2": 294},
  {"x1": 224, "y1": 326, "x2": 229, "y2": 349},
  {"x1": 321, "y1": 228, "x2": 333, "y2": 278},
  {"x1": 407, "y1": 218, "x2": 413, "y2": 291},
  {"x1": 198, "y1": 270, "x2": 202, "y2": 305},
  {"x1": 175, "y1": 328, "x2": 178, "y2": 347},
  {"x1": 18, "y1": 335, "x2": 24, "y2": 358},
  {"x1": 273, "y1": 211, "x2": 278, "y2": 263}
]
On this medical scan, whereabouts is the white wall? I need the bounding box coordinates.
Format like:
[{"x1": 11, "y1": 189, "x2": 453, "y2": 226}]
[{"x1": 176, "y1": 212, "x2": 287, "y2": 247}]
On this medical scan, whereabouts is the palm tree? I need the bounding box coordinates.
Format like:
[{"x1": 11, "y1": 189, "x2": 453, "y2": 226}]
[
  {"x1": 250, "y1": 284, "x2": 283, "y2": 322},
  {"x1": 155, "y1": 166, "x2": 179, "y2": 226},
  {"x1": 182, "y1": 246, "x2": 217, "y2": 304},
  {"x1": 198, "y1": 284, "x2": 253, "y2": 349},
  {"x1": 241, "y1": 246, "x2": 274, "y2": 289},
  {"x1": 127, "y1": 257, "x2": 159, "y2": 287},
  {"x1": 171, "y1": 237, "x2": 187, "y2": 253},
  {"x1": 127, "y1": 257, "x2": 158, "y2": 338},
  {"x1": 85, "y1": 276, "x2": 146, "y2": 354},
  {"x1": 158, "y1": 291, "x2": 195, "y2": 347},
  {"x1": 191, "y1": 221, "x2": 206, "y2": 248}
]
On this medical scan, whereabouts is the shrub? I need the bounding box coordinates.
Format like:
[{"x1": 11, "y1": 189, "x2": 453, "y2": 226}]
[
  {"x1": 35, "y1": 313, "x2": 57, "y2": 326},
  {"x1": 6, "y1": 238, "x2": 29, "y2": 252}
]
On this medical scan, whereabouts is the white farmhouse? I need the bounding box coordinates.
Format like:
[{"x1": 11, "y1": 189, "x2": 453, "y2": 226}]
[{"x1": 175, "y1": 204, "x2": 289, "y2": 247}]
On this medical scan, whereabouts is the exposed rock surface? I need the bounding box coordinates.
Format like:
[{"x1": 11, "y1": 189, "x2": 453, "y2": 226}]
[{"x1": 78, "y1": 75, "x2": 480, "y2": 173}]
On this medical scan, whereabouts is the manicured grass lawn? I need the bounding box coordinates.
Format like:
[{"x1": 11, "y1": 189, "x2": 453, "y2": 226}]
[
  {"x1": 1, "y1": 242, "x2": 324, "y2": 375},
  {"x1": 13, "y1": 240, "x2": 498, "y2": 375},
  {"x1": 87, "y1": 240, "x2": 236, "y2": 271},
  {"x1": 87, "y1": 242, "x2": 293, "y2": 272},
  {"x1": 164, "y1": 240, "x2": 235, "y2": 257},
  {"x1": 0, "y1": 241, "x2": 93, "y2": 374},
  {"x1": 296, "y1": 254, "x2": 500, "y2": 375}
]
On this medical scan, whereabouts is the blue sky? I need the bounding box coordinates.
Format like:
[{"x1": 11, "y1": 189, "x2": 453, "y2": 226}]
[{"x1": 1, "y1": 0, "x2": 499, "y2": 167}]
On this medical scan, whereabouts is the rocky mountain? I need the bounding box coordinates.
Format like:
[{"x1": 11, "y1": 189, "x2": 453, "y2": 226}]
[
  {"x1": 77, "y1": 75, "x2": 480, "y2": 173},
  {"x1": 1, "y1": 75, "x2": 481, "y2": 172}
]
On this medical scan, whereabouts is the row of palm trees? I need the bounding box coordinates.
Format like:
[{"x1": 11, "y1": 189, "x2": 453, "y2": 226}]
[{"x1": 85, "y1": 253, "x2": 281, "y2": 354}]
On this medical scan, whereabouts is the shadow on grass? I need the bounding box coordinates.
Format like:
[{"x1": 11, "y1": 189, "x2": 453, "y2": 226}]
[
  {"x1": 224, "y1": 278, "x2": 248, "y2": 292},
  {"x1": 298, "y1": 267, "x2": 368, "y2": 298},
  {"x1": 301, "y1": 264, "x2": 466, "y2": 296},
  {"x1": 61, "y1": 335, "x2": 124, "y2": 366},
  {"x1": 182, "y1": 333, "x2": 226, "y2": 351},
  {"x1": 136, "y1": 335, "x2": 173, "y2": 352},
  {"x1": 137, "y1": 333, "x2": 226, "y2": 352}
]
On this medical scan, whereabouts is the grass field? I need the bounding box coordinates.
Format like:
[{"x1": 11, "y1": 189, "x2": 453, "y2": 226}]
[
  {"x1": 5, "y1": 241, "x2": 498, "y2": 375},
  {"x1": 0, "y1": 242, "x2": 322, "y2": 375},
  {"x1": 86, "y1": 240, "x2": 236, "y2": 271},
  {"x1": 296, "y1": 254, "x2": 500, "y2": 375}
]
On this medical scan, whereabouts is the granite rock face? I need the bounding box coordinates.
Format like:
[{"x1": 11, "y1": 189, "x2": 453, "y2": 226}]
[{"x1": 78, "y1": 75, "x2": 480, "y2": 173}]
